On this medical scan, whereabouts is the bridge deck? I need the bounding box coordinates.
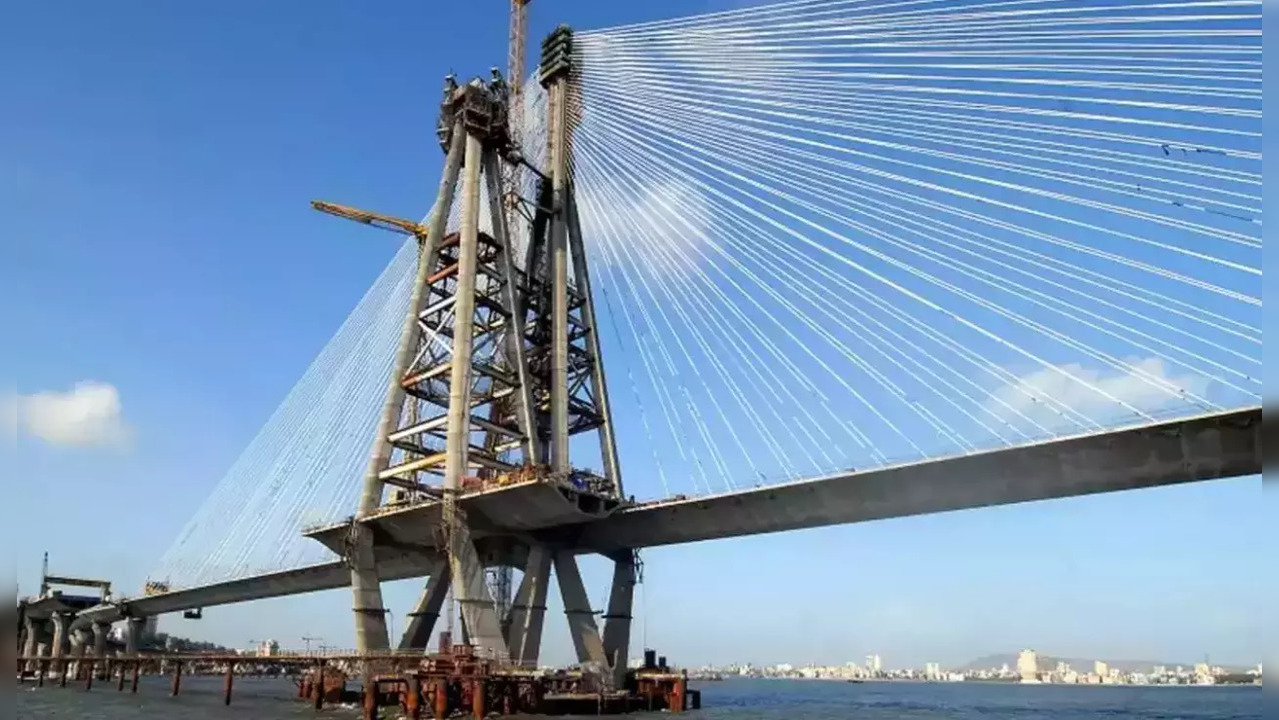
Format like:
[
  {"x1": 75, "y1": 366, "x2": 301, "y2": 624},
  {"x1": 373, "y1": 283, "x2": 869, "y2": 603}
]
[
  {"x1": 315, "y1": 406, "x2": 1258, "y2": 554},
  {"x1": 575, "y1": 406, "x2": 1260, "y2": 552},
  {"x1": 81, "y1": 407, "x2": 1258, "y2": 623}
]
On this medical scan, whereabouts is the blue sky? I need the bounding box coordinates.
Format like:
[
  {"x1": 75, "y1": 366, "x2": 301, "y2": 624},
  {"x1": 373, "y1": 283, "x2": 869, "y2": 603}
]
[{"x1": 4, "y1": 0, "x2": 1266, "y2": 668}]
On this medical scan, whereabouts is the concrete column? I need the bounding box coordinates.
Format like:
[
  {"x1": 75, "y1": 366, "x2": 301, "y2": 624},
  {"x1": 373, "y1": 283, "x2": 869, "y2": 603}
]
[
  {"x1": 398, "y1": 557, "x2": 451, "y2": 651},
  {"x1": 547, "y1": 77, "x2": 571, "y2": 473},
  {"x1": 553, "y1": 552, "x2": 607, "y2": 669},
  {"x1": 507, "y1": 545, "x2": 552, "y2": 668},
  {"x1": 125, "y1": 618, "x2": 145, "y2": 655},
  {"x1": 22, "y1": 616, "x2": 40, "y2": 673},
  {"x1": 447, "y1": 521, "x2": 509, "y2": 660},
  {"x1": 437, "y1": 132, "x2": 510, "y2": 664},
  {"x1": 93, "y1": 622, "x2": 109, "y2": 678},
  {"x1": 71, "y1": 629, "x2": 89, "y2": 678},
  {"x1": 565, "y1": 193, "x2": 623, "y2": 493},
  {"x1": 348, "y1": 119, "x2": 466, "y2": 655},
  {"x1": 443, "y1": 133, "x2": 482, "y2": 501},
  {"x1": 50, "y1": 613, "x2": 70, "y2": 659},
  {"x1": 602, "y1": 553, "x2": 637, "y2": 688}
]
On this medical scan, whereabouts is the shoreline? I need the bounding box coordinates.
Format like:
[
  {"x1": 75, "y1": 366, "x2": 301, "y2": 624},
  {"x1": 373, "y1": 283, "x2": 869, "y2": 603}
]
[{"x1": 706, "y1": 676, "x2": 1261, "y2": 688}]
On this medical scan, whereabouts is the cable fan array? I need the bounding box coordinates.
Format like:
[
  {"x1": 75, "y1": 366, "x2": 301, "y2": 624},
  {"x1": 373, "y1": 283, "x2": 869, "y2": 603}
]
[
  {"x1": 151, "y1": 0, "x2": 1261, "y2": 588},
  {"x1": 569, "y1": 0, "x2": 1261, "y2": 498},
  {"x1": 150, "y1": 241, "x2": 417, "y2": 588}
]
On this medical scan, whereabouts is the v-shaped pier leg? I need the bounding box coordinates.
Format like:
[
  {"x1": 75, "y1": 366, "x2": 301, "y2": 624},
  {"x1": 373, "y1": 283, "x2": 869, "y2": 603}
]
[
  {"x1": 506, "y1": 545, "x2": 552, "y2": 667},
  {"x1": 398, "y1": 556, "x2": 451, "y2": 652},
  {"x1": 447, "y1": 518, "x2": 509, "y2": 660},
  {"x1": 602, "y1": 552, "x2": 637, "y2": 687},
  {"x1": 554, "y1": 551, "x2": 608, "y2": 667}
]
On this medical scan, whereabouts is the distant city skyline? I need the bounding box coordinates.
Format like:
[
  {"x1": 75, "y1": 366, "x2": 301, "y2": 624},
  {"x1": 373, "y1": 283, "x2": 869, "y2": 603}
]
[{"x1": 693, "y1": 650, "x2": 1262, "y2": 682}]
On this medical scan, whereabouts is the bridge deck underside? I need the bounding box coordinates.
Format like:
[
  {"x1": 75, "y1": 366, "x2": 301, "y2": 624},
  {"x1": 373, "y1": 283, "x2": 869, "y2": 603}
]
[
  {"x1": 79, "y1": 408, "x2": 1257, "y2": 624},
  {"x1": 306, "y1": 481, "x2": 615, "y2": 557}
]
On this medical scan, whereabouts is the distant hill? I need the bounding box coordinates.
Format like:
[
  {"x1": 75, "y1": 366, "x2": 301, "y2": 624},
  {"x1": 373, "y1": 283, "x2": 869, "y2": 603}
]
[{"x1": 962, "y1": 653, "x2": 1251, "y2": 674}]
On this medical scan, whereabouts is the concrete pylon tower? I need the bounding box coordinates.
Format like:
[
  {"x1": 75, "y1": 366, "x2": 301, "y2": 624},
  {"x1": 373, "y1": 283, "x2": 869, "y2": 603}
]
[
  {"x1": 318, "y1": 26, "x2": 636, "y2": 686},
  {"x1": 317, "y1": 23, "x2": 636, "y2": 685},
  {"x1": 323, "y1": 73, "x2": 540, "y2": 661}
]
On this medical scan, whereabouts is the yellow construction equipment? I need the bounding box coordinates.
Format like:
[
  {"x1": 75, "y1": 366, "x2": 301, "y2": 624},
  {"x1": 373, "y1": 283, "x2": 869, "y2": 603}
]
[{"x1": 310, "y1": 200, "x2": 428, "y2": 238}]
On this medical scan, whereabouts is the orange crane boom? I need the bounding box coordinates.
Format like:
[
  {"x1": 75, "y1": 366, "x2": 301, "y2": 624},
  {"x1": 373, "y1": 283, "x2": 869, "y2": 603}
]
[{"x1": 310, "y1": 200, "x2": 427, "y2": 238}]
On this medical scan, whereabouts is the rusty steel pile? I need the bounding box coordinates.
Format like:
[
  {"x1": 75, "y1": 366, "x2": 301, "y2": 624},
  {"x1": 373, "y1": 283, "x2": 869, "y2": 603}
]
[
  {"x1": 17, "y1": 644, "x2": 700, "y2": 719},
  {"x1": 302, "y1": 643, "x2": 700, "y2": 719}
]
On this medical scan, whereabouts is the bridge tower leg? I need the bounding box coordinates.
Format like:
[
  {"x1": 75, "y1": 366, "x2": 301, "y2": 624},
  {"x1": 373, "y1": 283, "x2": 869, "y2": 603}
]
[
  {"x1": 554, "y1": 550, "x2": 608, "y2": 666},
  {"x1": 344, "y1": 117, "x2": 467, "y2": 656},
  {"x1": 538, "y1": 24, "x2": 637, "y2": 684},
  {"x1": 322, "y1": 73, "x2": 541, "y2": 662}
]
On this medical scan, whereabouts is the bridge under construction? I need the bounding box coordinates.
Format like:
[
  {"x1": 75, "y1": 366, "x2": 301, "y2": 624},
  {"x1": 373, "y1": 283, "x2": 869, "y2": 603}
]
[{"x1": 15, "y1": 0, "x2": 1263, "y2": 716}]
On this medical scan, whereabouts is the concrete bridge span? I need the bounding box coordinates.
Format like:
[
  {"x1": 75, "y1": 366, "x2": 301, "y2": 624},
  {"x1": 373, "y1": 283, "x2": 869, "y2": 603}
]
[{"x1": 66, "y1": 406, "x2": 1259, "y2": 629}]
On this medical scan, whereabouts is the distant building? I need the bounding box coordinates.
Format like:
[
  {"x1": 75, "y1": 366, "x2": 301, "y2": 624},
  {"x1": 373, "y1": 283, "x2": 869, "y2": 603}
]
[
  {"x1": 1094, "y1": 661, "x2": 1109, "y2": 677},
  {"x1": 925, "y1": 662, "x2": 941, "y2": 680},
  {"x1": 866, "y1": 654, "x2": 882, "y2": 674},
  {"x1": 1193, "y1": 663, "x2": 1214, "y2": 684},
  {"x1": 257, "y1": 639, "x2": 280, "y2": 657},
  {"x1": 1017, "y1": 650, "x2": 1040, "y2": 683}
]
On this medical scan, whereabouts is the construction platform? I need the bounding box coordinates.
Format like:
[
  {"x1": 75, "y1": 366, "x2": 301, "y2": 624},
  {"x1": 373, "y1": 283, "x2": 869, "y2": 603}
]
[
  {"x1": 17, "y1": 645, "x2": 702, "y2": 719},
  {"x1": 302, "y1": 644, "x2": 701, "y2": 718}
]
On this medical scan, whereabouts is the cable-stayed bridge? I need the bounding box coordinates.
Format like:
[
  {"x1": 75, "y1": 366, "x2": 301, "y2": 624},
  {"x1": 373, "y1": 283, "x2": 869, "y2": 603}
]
[{"x1": 42, "y1": 0, "x2": 1259, "y2": 685}]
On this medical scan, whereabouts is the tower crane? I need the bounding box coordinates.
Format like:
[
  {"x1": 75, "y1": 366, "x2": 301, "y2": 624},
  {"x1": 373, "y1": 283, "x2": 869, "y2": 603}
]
[
  {"x1": 504, "y1": 0, "x2": 532, "y2": 221},
  {"x1": 488, "y1": 0, "x2": 533, "y2": 642}
]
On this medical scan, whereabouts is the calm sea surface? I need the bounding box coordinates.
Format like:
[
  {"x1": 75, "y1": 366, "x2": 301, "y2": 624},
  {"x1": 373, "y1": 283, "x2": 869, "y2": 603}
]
[{"x1": 15, "y1": 676, "x2": 1263, "y2": 719}]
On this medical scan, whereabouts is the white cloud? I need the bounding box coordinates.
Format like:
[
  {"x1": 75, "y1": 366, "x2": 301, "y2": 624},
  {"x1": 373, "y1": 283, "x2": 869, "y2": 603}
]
[
  {"x1": 10, "y1": 381, "x2": 132, "y2": 449},
  {"x1": 986, "y1": 357, "x2": 1208, "y2": 429}
]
